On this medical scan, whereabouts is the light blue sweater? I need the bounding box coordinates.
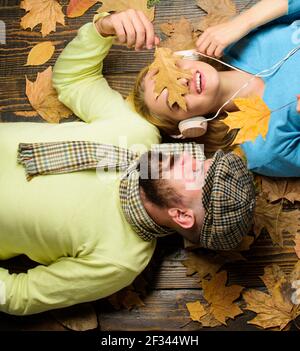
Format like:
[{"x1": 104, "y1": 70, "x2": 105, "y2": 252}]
[{"x1": 224, "y1": 0, "x2": 300, "y2": 176}]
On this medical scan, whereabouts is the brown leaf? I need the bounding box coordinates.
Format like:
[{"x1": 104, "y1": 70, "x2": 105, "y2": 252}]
[
  {"x1": 243, "y1": 264, "x2": 297, "y2": 330},
  {"x1": 294, "y1": 234, "x2": 300, "y2": 259},
  {"x1": 159, "y1": 17, "x2": 196, "y2": 51},
  {"x1": 97, "y1": 0, "x2": 155, "y2": 22},
  {"x1": 149, "y1": 47, "x2": 192, "y2": 111},
  {"x1": 186, "y1": 300, "x2": 222, "y2": 327},
  {"x1": 67, "y1": 0, "x2": 99, "y2": 18},
  {"x1": 195, "y1": 0, "x2": 237, "y2": 32},
  {"x1": 254, "y1": 195, "x2": 300, "y2": 247},
  {"x1": 20, "y1": 0, "x2": 65, "y2": 37},
  {"x1": 186, "y1": 301, "x2": 207, "y2": 321},
  {"x1": 25, "y1": 42, "x2": 55, "y2": 66},
  {"x1": 243, "y1": 289, "x2": 292, "y2": 330},
  {"x1": 182, "y1": 250, "x2": 244, "y2": 284},
  {"x1": 107, "y1": 285, "x2": 145, "y2": 311},
  {"x1": 202, "y1": 271, "x2": 244, "y2": 325},
  {"x1": 182, "y1": 252, "x2": 224, "y2": 282},
  {"x1": 51, "y1": 303, "x2": 98, "y2": 331},
  {"x1": 234, "y1": 235, "x2": 255, "y2": 251},
  {"x1": 25, "y1": 67, "x2": 72, "y2": 123},
  {"x1": 261, "y1": 176, "x2": 300, "y2": 204}
]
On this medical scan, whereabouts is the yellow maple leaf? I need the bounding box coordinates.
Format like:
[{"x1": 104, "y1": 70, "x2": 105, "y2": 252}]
[
  {"x1": 25, "y1": 67, "x2": 72, "y2": 123},
  {"x1": 149, "y1": 47, "x2": 192, "y2": 111},
  {"x1": 97, "y1": 0, "x2": 155, "y2": 22},
  {"x1": 202, "y1": 271, "x2": 244, "y2": 325},
  {"x1": 20, "y1": 0, "x2": 65, "y2": 37},
  {"x1": 25, "y1": 42, "x2": 55, "y2": 66},
  {"x1": 186, "y1": 301, "x2": 207, "y2": 321},
  {"x1": 243, "y1": 263, "x2": 300, "y2": 330},
  {"x1": 223, "y1": 95, "x2": 271, "y2": 145}
]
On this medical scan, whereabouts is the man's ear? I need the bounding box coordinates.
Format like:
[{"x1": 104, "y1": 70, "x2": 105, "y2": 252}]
[{"x1": 168, "y1": 208, "x2": 195, "y2": 229}]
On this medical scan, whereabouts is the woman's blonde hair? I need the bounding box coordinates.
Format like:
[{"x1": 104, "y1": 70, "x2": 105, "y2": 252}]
[{"x1": 133, "y1": 63, "x2": 238, "y2": 154}]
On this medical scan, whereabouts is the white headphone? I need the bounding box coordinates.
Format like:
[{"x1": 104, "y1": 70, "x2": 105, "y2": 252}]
[{"x1": 172, "y1": 45, "x2": 300, "y2": 139}]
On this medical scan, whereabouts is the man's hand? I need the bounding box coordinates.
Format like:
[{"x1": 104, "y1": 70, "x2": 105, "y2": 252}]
[
  {"x1": 96, "y1": 9, "x2": 160, "y2": 51},
  {"x1": 196, "y1": 17, "x2": 251, "y2": 58},
  {"x1": 297, "y1": 95, "x2": 300, "y2": 113}
]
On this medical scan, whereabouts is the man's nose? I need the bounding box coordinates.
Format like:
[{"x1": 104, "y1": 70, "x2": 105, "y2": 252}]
[{"x1": 181, "y1": 152, "x2": 194, "y2": 167}]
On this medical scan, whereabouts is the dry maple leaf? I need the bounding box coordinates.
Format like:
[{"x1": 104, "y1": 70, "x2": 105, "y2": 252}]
[
  {"x1": 186, "y1": 301, "x2": 222, "y2": 327},
  {"x1": 97, "y1": 0, "x2": 155, "y2": 22},
  {"x1": 195, "y1": 0, "x2": 237, "y2": 32},
  {"x1": 67, "y1": 0, "x2": 99, "y2": 18},
  {"x1": 50, "y1": 303, "x2": 98, "y2": 331},
  {"x1": 149, "y1": 47, "x2": 192, "y2": 111},
  {"x1": 20, "y1": 0, "x2": 65, "y2": 37},
  {"x1": 202, "y1": 271, "x2": 244, "y2": 325},
  {"x1": 25, "y1": 42, "x2": 55, "y2": 66},
  {"x1": 294, "y1": 233, "x2": 300, "y2": 259},
  {"x1": 223, "y1": 96, "x2": 271, "y2": 146},
  {"x1": 261, "y1": 176, "x2": 300, "y2": 204},
  {"x1": 186, "y1": 271, "x2": 243, "y2": 327},
  {"x1": 243, "y1": 263, "x2": 300, "y2": 330},
  {"x1": 182, "y1": 250, "x2": 244, "y2": 285},
  {"x1": 107, "y1": 285, "x2": 145, "y2": 311},
  {"x1": 159, "y1": 17, "x2": 196, "y2": 51},
  {"x1": 186, "y1": 301, "x2": 207, "y2": 321},
  {"x1": 25, "y1": 67, "x2": 72, "y2": 123},
  {"x1": 254, "y1": 194, "x2": 300, "y2": 247}
]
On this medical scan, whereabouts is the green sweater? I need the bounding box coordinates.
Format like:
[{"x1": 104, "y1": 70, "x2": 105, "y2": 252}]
[{"x1": 0, "y1": 13, "x2": 160, "y2": 315}]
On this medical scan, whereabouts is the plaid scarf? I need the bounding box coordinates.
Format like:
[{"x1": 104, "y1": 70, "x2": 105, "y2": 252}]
[{"x1": 18, "y1": 141, "x2": 206, "y2": 242}]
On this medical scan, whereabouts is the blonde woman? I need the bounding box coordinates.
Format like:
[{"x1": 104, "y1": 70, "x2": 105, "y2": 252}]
[{"x1": 130, "y1": 0, "x2": 300, "y2": 176}]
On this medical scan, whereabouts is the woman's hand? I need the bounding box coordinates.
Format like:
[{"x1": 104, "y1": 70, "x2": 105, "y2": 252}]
[
  {"x1": 196, "y1": 17, "x2": 251, "y2": 58},
  {"x1": 96, "y1": 9, "x2": 160, "y2": 51},
  {"x1": 297, "y1": 95, "x2": 300, "y2": 113}
]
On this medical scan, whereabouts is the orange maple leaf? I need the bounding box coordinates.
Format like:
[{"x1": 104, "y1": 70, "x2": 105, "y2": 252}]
[
  {"x1": 25, "y1": 67, "x2": 72, "y2": 123},
  {"x1": 67, "y1": 0, "x2": 99, "y2": 18},
  {"x1": 223, "y1": 95, "x2": 271, "y2": 145},
  {"x1": 20, "y1": 0, "x2": 65, "y2": 37}
]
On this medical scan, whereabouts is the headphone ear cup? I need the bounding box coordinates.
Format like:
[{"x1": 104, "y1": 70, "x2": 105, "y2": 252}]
[{"x1": 178, "y1": 117, "x2": 208, "y2": 138}]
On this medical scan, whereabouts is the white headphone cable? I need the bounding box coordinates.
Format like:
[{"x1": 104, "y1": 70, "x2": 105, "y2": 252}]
[{"x1": 176, "y1": 45, "x2": 300, "y2": 123}]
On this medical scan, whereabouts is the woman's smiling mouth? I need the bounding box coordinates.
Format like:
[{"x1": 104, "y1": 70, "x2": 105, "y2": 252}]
[{"x1": 191, "y1": 71, "x2": 205, "y2": 94}]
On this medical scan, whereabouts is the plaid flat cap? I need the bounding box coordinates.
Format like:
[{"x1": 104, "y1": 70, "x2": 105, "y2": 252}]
[{"x1": 198, "y1": 150, "x2": 256, "y2": 251}]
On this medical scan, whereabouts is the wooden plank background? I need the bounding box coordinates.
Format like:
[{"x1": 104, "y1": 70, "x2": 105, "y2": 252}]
[{"x1": 0, "y1": 0, "x2": 299, "y2": 332}]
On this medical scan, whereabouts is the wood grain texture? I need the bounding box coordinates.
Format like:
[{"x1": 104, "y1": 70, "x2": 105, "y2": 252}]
[
  {"x1": 4, "y1": 0, "x2": 300, "y2": 333},
  {"x1": 0, "y1": 0, "x2": 258, "y2": 119}
]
